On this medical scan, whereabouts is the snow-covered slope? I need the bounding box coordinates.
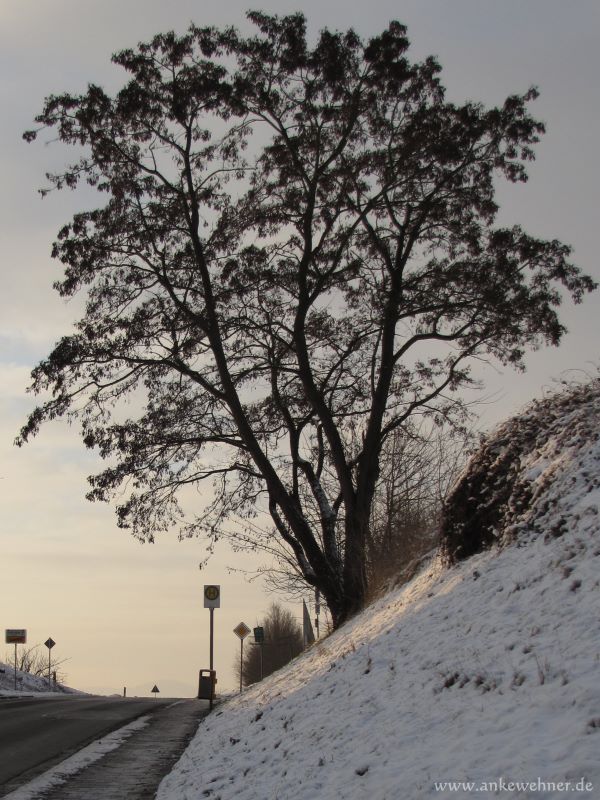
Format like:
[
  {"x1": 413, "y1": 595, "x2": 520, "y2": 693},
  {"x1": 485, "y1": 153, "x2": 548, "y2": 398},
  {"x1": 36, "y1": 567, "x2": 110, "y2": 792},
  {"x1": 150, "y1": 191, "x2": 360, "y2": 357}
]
[
  {"x1": 0, "y1": 661, "x2": 81, "y2": 696},
  {"x1": 157, "y1": 382, "x2": 600, "y2": 800}
]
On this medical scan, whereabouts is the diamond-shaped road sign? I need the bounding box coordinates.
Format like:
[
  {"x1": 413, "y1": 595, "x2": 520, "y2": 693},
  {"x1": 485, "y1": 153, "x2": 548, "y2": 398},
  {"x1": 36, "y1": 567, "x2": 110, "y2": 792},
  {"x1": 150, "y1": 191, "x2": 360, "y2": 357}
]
[
  {"x1": 233, "y1": 622, "x2": 251, "y2": 640},
  {"x1": 45, "y1": 638, "x2": 56, "y2": 650}
]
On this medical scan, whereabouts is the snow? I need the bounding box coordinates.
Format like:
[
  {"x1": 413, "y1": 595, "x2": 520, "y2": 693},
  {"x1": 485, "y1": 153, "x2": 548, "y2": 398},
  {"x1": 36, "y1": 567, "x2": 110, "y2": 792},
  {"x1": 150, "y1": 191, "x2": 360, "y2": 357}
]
[
  {"x1": 154, "y1": 381, "x2": 600, "y2": 799},
  {"x1": 1, "y1": 716, "x2": 150, "y2": 799},
  {"x1": 0, "y1": 662, "x2": 83, "y2": 696}
]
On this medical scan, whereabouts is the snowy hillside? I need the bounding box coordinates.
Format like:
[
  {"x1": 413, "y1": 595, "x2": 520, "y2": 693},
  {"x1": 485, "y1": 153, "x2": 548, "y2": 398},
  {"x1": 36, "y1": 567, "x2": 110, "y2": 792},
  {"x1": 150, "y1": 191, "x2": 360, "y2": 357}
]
[
  {"x1": 0, "y1": 661, "x2": 81, "y2": 696},
  {"x1": 157, "y1": 381, "x2": 600, "y2": 800}
]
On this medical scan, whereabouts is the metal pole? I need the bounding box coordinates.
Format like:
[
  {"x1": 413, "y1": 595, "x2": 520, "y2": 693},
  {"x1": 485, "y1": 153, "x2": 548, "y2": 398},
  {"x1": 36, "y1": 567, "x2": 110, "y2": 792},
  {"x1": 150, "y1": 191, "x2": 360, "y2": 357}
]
[
  {"x1": 48, "y1": 648, "x2": 51, "y2": 691},
  {"x1": 209, "y1": 607, "x2": 214, "y2": 711},
  {"x1": 260, "y1": 643, "x2": 264, "y2": 681},
  {"x1": 209, "y1": 607, "x2": 214, "y2": 671},
  {"x1": 315, "y1": 589, "x2": 321, "y2": 639},
  {"x1": 240, "y1": 638, "x2": 243, "y2": 693},
  {"x1": 14, "y1": 643, "x2": 17, "y2": 691}
]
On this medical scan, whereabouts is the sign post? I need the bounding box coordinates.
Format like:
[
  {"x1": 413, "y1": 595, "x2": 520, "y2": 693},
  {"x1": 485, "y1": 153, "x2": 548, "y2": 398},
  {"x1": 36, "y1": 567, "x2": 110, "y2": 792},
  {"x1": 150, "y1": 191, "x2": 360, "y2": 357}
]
[
  {"x1": 233, "y1": 622, "x2": 251, "y2": 693},
  {"x1": 6, "y1": 630, "x2": 27, "y2": 691},
  {"x1": 253, "y1": 626, "x2": 265, "y2": 681},
  {"x1": 315, "y1": 589, "x2": 321, "y2": 639},
  {"x1": 203, "y1": 585, "x2": 220, "y2": 710},
  {"x1": 44, "y1": 638, "x2": 56, "y2": 691}
]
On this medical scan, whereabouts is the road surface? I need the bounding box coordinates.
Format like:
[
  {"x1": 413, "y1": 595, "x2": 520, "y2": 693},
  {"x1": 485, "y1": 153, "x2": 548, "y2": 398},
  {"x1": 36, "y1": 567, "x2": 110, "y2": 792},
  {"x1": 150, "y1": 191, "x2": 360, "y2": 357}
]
[{"x1": 0, "y1": 694, "x2": 208, "y2": 798}]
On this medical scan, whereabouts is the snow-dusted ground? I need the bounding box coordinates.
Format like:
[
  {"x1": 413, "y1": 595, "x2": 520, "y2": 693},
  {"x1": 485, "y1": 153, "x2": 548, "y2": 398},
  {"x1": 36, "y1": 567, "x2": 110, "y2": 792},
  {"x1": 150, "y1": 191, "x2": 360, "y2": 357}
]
[
  {"x1": 157, "y1": 382, "x2": 600, "y2": 800},
  {"x1": 1, "y1": 716, "x2": 150, "y2": 800},
  {"x1": 0, "y1": 661, "x2": 81, "y2": 696}
]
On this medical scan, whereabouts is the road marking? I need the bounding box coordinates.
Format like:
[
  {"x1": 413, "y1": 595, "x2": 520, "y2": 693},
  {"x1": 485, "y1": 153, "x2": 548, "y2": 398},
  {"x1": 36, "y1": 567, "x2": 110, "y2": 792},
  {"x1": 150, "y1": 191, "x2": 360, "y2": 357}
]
[{"x1": 1, "y1": 715, "x2": 150, "y2": 799}]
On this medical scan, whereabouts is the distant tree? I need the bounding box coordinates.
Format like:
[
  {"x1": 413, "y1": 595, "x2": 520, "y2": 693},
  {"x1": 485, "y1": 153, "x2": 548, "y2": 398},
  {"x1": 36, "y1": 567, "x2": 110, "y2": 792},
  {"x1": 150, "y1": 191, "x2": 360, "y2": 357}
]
[
  {"x1": 237, "y1": 603, "x2": 304, "y2": 687},
  {"x1": 19, "y1": 12, "x2": 595, "y2": 627}
]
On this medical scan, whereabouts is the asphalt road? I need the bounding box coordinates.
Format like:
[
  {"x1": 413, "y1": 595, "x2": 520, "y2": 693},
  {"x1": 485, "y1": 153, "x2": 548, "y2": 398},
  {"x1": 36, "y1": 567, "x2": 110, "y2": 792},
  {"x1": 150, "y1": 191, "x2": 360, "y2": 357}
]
[{"x1": 0, "y1": 694, "x2": 179, "y2": 794}]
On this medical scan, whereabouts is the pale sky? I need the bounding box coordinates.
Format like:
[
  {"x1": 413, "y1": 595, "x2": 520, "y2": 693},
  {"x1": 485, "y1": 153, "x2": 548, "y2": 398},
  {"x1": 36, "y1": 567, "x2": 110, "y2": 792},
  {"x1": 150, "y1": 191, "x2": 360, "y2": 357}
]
[{"x1": 1, "y1": 0, "x2": 598, "y2": 695}]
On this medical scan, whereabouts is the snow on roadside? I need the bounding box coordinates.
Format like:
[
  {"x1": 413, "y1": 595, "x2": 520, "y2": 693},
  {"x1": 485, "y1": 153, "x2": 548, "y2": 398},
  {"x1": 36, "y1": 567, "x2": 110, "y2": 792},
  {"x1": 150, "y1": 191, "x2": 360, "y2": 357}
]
[
  {"x1": 157, "y1": 385, "x2": 600, "y2": 800},
  {"x1": 0, "y1": 662, "x2": 83, "y2": 696},
  {"x1": 1, "y1": 716, "x2": 150, "y2": 799}
]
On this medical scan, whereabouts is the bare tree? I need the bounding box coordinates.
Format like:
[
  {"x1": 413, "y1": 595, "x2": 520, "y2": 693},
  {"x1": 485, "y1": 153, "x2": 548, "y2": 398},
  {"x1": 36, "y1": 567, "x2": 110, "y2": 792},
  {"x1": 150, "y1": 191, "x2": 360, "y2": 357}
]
[
  {"x1": 247, "y1": 422, "x2": 469, "y2": 601},
  {"x1": 19, "y1": 13, "x2": 595, "y2": 626},
  {"x1": 5, "y1": 645, "x2": 69, "y2": 685},
  {"x1": 367, "y1": 422, "x2": 470, "y2": 595},
  {"x1": 236, "y1": 603, "x2": 304, "y2": 687}
]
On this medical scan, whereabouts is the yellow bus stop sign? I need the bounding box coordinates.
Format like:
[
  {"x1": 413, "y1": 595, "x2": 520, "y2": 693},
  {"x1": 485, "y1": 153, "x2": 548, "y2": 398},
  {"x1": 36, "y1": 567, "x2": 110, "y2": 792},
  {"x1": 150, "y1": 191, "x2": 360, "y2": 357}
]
[{"x1": 204, "y1": 585, "x2": 220, "y2": 608}]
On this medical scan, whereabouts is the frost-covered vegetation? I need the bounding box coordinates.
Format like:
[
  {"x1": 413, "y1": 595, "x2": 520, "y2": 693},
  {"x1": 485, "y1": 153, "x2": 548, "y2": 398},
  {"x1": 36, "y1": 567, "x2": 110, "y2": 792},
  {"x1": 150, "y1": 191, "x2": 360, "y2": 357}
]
[{"x1": 441, "y1": 376, "x2": 600, "y2": 562}]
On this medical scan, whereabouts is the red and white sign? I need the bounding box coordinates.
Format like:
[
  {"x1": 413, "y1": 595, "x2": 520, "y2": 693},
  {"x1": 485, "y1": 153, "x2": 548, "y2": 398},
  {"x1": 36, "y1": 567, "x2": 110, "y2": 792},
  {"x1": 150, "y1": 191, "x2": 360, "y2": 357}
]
[{"x1": 5, "y1": 629, "x2": 27, "y2": 644}]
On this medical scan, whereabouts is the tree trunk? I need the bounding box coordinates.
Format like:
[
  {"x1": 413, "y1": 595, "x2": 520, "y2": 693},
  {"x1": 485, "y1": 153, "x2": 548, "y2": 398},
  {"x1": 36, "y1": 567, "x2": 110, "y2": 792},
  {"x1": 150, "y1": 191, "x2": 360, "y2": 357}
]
[{"x1": 335, "y1": 511, "x2": 370, "y2": 626}]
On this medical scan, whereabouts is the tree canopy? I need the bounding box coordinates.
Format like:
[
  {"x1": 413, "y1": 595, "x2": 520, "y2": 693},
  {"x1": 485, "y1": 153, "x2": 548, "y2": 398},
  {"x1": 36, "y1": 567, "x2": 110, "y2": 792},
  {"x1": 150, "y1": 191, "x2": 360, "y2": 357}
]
[{"x1": 19, "y1": 12, "x2": 595, "y2": 626}]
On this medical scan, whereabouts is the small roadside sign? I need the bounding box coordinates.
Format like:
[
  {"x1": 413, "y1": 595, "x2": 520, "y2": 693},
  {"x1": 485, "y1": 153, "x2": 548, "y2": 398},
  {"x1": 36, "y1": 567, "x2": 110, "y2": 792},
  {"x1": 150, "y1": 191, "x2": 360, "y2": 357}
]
[
  {"x1": 5, "y1": 629, "x2": 27, "y2": 644},
  {"x1": 203, "y1": 585, "x2": 220, "y2": 711},
  {"x1": 44, "y1": 638, "x2": 56, "y2": 691},
  {"x1": 151, "y1": 685, "x2": 160, "y2": 695},
  {"x1": 233, "y1": 622, "x2": 251, "y2": 640},
  {"x1": 6, "y1": 630, "x2": 27, "y2": 691},
  {"x1": 253, "y1": 626, "x2": 264, "y2": 643},
  {"x1": 234, "y1": 622, "x2": 251, "y2": 694},
  {"x1": 204, "y1": 585, "x2": 221, "y2": 609}
]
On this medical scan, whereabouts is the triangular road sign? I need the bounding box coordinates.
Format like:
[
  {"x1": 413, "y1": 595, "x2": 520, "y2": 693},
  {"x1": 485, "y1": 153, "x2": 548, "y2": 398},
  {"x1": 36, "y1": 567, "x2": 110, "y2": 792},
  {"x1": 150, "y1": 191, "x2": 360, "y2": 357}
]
[{"x1": 151, "y1": 685, "x2": 159, "y2": 694}]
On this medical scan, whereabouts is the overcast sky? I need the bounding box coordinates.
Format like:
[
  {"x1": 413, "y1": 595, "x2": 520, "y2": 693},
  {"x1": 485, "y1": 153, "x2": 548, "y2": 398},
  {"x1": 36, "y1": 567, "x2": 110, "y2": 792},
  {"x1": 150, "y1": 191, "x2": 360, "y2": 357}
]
[{"x1": 1, "y1": 0, "x2": 598, "y2": 695}]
